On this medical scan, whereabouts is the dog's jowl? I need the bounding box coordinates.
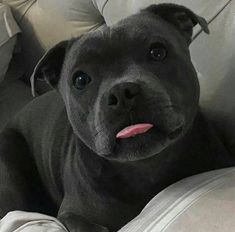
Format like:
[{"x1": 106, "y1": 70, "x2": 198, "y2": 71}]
[{"x1": 0, "y1": 4, "x2": 234, "y2": 232}]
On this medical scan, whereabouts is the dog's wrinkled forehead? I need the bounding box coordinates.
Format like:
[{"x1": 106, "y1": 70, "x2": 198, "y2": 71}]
[
  {"x1": 30, "y1": 3, "x2": 208, "y2": 96},
  {"x1": 67, "y1": 13, "x2": 184, "y2": 66}
]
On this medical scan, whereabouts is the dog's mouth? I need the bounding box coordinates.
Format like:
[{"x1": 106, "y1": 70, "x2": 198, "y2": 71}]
[
  {"x1": 102, "y1": 120, "x2": 185, "y2": 161},
  {"x1": 116, "y1": 123, "x2": 154, "y2": 139},
  {"x1": 115, "y1": 123, "x2": 183, "y2": 140},
  {"x1": 94, "y1": 107, "x2": 185, "y2": 161}
]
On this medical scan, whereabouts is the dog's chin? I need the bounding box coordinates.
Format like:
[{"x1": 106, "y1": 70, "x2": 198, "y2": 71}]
[{"x1": 96, "y1": 125, "x2": 183, "y2": 162}]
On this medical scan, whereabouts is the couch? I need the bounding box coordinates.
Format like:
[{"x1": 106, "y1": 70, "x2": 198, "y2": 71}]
[{"x1": 0, "y1": 0, "x2": 234, "y2": 231}]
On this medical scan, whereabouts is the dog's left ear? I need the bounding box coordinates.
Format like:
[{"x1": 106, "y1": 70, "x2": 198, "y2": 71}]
[
  {"x1": 143, "y1": 4, "x2": 209, "y2": 45},
  {"x1": 30, "y1": 40, "x2": 69, "y2": 96}
]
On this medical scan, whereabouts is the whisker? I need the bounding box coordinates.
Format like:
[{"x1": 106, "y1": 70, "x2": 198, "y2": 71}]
[{"x1": 93, "y1": 115, "x2": 117, "y2": 137}]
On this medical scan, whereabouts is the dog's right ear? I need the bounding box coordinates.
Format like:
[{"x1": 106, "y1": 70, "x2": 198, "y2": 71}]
[{"x1": 30, "y1": 40, "x2": 69, "y2": 96}]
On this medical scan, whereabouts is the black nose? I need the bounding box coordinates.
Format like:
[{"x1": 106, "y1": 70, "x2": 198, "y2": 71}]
[{"x1": 108, "y1": 82, "x2": 140, "y2": 107}]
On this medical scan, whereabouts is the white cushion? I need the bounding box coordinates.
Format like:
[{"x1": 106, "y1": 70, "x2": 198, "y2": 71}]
[
  {"x1": 2, "y1": 0, "x2": 105, "y2": 77},
  {"x1": 189, "y1": 0, "x2": 235, "y2": 154},
  {"x1": 119, "y1": 167, "x2": 235, "y2": 232},
  {"x1": 0, "y1": 3, "x2": 20, "y2": 83},
  {"x1": 94, "y1": 0, "x2": 229, "y2": 28},
  {"x1": 1, "y1": 168, "x2": 234, "y2": 232},
  {"x1": 0, "y1": 211, "x2": 68, "y2": 232}
]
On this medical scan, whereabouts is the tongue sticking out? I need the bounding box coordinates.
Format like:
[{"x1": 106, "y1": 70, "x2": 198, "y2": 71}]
[{"x1": 116, "y1": 123, "x2": 153, "y2": 139}]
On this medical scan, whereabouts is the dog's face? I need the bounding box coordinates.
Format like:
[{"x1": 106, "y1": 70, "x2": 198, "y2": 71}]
[{"x1": 32, "y1": 4, "x2": 209, "y2": 162}]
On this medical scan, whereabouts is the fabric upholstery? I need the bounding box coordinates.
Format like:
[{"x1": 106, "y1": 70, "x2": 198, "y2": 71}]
[
  {"x1": 2, "y1": 0, "x2": 105, "y2": 77},
  {"x1": 0, "y1": 211, "x2": 68, "y2": 232},
  {"x1": 0, "y1": 3, "x2": 20, "y2": 83},
  {"x1": 0, "y1": 0, "x2": 234, "y2": 231},
  {"x1": 119, "y1": 167, "x2": 235, "y2": 232},
  {"x1": 1, "y1": 168, "x2": 235, "y2": 232}
]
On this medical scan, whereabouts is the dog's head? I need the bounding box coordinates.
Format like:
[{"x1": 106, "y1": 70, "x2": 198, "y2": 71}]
[{"x1": 32, "y1": 4, "x2": 209, "y2": 162}]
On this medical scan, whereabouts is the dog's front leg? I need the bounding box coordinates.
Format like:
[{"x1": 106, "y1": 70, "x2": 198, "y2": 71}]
[
  {"x1": 0, "y1": 129, "x2": 42, "y2": 217},
  {"x1": 58, "y1": 212, "x2": 109, "y2": 232},
  {"x1": 58, "y1": 199, "x2": 109, "y2": 232}
]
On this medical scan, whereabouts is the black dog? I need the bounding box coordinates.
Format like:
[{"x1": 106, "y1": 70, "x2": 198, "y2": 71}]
[{"x1": 0, "y1": 4, "x2": 234, "y2": 232}]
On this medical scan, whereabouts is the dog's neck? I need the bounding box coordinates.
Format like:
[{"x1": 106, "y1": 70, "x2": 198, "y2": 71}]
[
  {"x1": 61, "y1": 111, "x2": 227, "y2": 208},
  {"x1": 72, "y1": 122, "x2": 196, "y2": 205}
]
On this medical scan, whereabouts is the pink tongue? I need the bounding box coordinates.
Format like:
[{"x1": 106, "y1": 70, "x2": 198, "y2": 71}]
[{"x1": 116, "y1": 123, "x2": 153, "y2": 139}]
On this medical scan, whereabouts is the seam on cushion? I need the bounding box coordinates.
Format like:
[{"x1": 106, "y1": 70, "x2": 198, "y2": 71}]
[
  {"x1": 91, "y1": 0, "x2": 101, "y2": 12},
  {"x1": 3, "y1": 11, "x2": 16, "y2": 37},
  {"x1": 192, "y1": 0, "x2": 233, "y2": 41},
  {"x1": 137, "y1": 168, "x2": 235, "y2": 232},
  {"x1": 141, "y1": 182, "x2": 215, "y2": 232},
  {"x1": 206, "y1": 0, "x2": 233, "y2": 24},
  {"x1": 14, "y1": 220, "x2": 69, "y2": 232},
  {"x1": 144, "y1": 168, "x2": 235, "y2": 232},
  {"x1": 0, "y1": 33, "x2": 16, "y2": 48},
  {"x1": 1, "y1": 211, "x2": 69, "y2": 232},
  {"x1": 84, "y1": 0, "x2": 105, "y2": 23},
  {"x1": 101, "y1": 0, "x2": 109, "y2": 15},
  {"x1": 19, "y1": 0, "x2": 37, "y2": 22},
  {"x1": 0, "y1": 6, "x2": 20, "y2": 46},
  {"x1": 159, "y1": 180, "x2": 226, "y2": 232}
]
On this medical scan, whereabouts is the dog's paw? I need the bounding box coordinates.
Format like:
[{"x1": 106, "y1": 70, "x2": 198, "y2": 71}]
[{"x1": 58, "y1": 212, "x2": 109, "y2": 232}]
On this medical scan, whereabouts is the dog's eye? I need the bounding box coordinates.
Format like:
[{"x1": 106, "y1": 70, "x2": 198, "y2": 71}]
[
  {"x1": 149, "y1": 43, "x2": 167, "y2": 61},
  {"x1": 73, "y1": 71, "x2": 91, "y2": 90}
]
